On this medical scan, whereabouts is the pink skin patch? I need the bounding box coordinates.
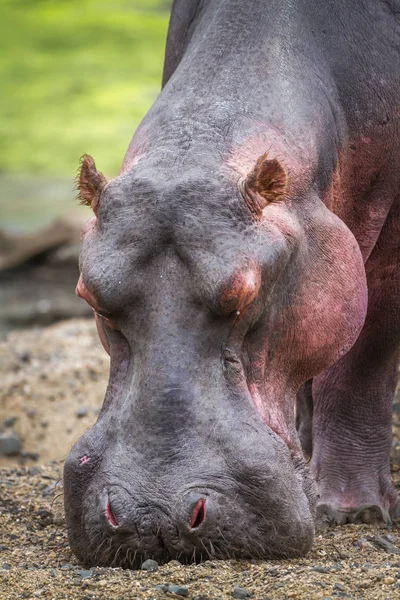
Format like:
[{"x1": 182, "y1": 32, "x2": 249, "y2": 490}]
[
  {"x1": 226, "y1": 124, "x2": 314, "y2": 199},
  {"x1": 79, "y1": 455, "x2": 91, "y2": 465},
  {"x1": 75, "y1": 274, "x2": 101, "y2": 312},
  {"x1": 106, "y1": 501, "x2": 119, "y2": 527},
  {"x1": 76, "y1": 274, "x2": 114, "y2": 354},
  {"x1": 221, "y1": 264, "x2": 261, "y2": 316},
  {"x1": 189, "y1": 498, "x2": 207, "y2": 529},
  {"x1": 80, "y1": 216, "x2": 97, "y2": 240}
]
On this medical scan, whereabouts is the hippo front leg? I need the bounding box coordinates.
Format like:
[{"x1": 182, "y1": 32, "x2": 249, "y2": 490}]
[{"x1": 311, "y1": 205, "x2": 400, "y2": 526}]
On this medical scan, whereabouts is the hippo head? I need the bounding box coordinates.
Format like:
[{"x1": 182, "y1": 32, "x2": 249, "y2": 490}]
[{"x1": 64, "y1": 152, "x2": 367, "y2": 567}]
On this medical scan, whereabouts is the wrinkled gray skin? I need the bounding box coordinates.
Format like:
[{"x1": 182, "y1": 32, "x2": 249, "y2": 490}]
[{"x1": 64, "y1": 0, "x2": 400, "y2": 567}]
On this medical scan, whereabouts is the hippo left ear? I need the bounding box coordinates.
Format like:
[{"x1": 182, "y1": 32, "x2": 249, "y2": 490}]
[
  {"x1": 242, "y1": 153, "x2": 288, "y2": 216},
  {"x1": 77, "y1": 154, "x2": 108, "y2": 214}
]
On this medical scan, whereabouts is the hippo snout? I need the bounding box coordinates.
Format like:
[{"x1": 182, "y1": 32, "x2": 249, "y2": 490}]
[
  {"x1": 101, "y1": 489, "x2": 209, "y2": 537},
  {"x1": 64, "y1": 425, "x2": 316, "y2": 567}
]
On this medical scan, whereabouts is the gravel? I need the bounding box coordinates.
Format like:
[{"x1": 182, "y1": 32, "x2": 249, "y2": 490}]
[{"x1": 1, "y1": 318, "x2": 400, "y2": 599}]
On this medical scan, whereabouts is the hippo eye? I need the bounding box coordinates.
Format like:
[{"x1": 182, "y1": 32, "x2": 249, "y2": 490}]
[{"x1": 220, "y1": 265, "x2": 261, "y2": 316}]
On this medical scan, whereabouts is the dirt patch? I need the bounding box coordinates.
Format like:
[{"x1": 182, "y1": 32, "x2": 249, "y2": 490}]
[
  {"x1": 0, "y1": 320, "x2": 108, "y2": 466},
  {"x1": 1, "y1": 319, "x2": 400, "y2": 599},
  {"x1": 2, "y1": 461, "x2": 400, "y2": 599}
]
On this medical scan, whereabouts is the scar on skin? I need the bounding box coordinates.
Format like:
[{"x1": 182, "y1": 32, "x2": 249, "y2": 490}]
[{"x1": 79, "y1": 455, "x2": 91, "y2": 465}]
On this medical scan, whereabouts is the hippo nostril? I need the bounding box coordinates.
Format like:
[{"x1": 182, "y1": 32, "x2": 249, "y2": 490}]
[
  {"x1": 105, "y1": 501, "x2": 119, "y2": 527},
  {"x1": 189, "y1": 498, "x2": 206, "y2": 529}
]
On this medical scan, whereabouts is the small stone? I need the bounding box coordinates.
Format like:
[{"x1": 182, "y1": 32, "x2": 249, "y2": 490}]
[
  {"x1": 2, "y1": 563, "x2": 12, "y2": 570},
  {"x1": 0, "y1": 545, "x2": 10, "y2": 551},
  {"x1": 76, "y1": 569, "x2": 93, "y2": 579},
  {"x1": 141, "y1": 559, "x2": 158, "y2": 572},
  {"x1": 167, "y1": 584, "x2": 189, "y2": 596},
  {"x1": 76, "y1": 405, "x2": 88, "y2": 418},
  {"x1": 334, "y1": 583, "x2": 345, "y2": 591},
  {"x1": 19, "y1": 450, "x2": 40, "y2": 461},
  {"x1": 0, "y1": 431, "x2": 22, "y2": 456},
  {"x1": 19, "y1": 350, "x2": 31, "y2": 363},
  {"x1": 168, "y1": 560, "x2": 181, "y2": 567},
  {"x1": 233, "y1": 584, "x2": 253, "y2": 599},
  {"x1": 34, "y1": 590, "x2": 45, "y2": 597},
  {"x1": 384, "y1": 576, "x2": 395, "y2": 584},
  {"x1": 369, "y1": 535, "x2": 400, "y2": 554},
  {"x1": 312, "y1": 566, "x2": 330, "y2": 573},
  {"x1": 2, "y1": 416, "x2": 17, "y2": 428}
]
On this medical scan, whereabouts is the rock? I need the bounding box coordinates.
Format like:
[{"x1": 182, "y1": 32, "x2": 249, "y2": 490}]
[
  {"x1": 141, "y1": 559, "x2": 158, "y2": 572},
  {"x1": 2, "y1": 416, "x2": 17, "y2": 428},
  {"x1": 233, "y1": 584, "x2": 253, "y2": 599},
  {"x1": 384, "y1": 577, "x2": 395, "y2": 584},
  {"x1": 76, "y1": 405, "x2": 88, "y2": 418},
  {"x1": 334, "y1": 582, "x2": 345, "y2": 591},
  {"x1": 0, "y1": 431, "x2": 22, "y2": 455},
  {"x1": 19, "y1": 450, "x2": 40, "y2": 461},
  {"x1": 369, "y1": 535, "x2": 400, "y2": 554},
  {"x1": 167, "y1": 584, "x2": 189, "y2": 596},
  {"x1": 312, "y1": 566, "x2": 330, "y2": 573}
]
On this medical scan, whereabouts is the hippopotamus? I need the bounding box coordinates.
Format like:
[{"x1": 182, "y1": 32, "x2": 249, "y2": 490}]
[{"x1": 64, "y1": 0, "x2": 400, "y2": 566}]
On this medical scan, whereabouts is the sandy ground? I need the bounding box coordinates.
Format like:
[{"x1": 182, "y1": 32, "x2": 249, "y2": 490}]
[{"x1": 1, "y1": 319, "x2": 400, "y2": 599}]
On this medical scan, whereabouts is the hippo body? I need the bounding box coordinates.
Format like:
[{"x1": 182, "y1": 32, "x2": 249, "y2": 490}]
[{"x1": 64, "y1": 0, "x2": 400, "y2": 566}]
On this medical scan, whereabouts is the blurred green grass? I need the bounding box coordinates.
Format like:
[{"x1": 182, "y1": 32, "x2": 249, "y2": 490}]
[{"x1": 0, "y1": 0, "x2": 171, "y2": 178}]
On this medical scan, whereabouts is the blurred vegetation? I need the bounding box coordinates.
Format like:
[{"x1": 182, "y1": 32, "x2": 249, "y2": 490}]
[{"x1": 0, "y1": 0, "x2": 171, "y2": 178}]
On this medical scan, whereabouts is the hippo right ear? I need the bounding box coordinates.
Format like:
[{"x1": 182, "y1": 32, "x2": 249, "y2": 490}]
[
  {"x1": 77, "y1": 154, "x2": 108, "y2": 213},
  {"x1": 241, "y1": 152, "x2": 288, "y2": 216}
]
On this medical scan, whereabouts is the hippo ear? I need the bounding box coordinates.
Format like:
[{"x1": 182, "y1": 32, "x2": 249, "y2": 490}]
[
  {"x1": 242, "y1": 153, "x2": 288, "y2": 215},
  {"x1": 77, "y1": 154, "x2": 108, "y2": 213}
]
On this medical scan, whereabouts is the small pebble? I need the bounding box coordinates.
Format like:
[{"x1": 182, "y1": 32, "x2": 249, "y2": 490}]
[
  {"x1": 141, "y1": 559, "x2": 158, "y2": 572},
  {"x1": 76, "y1": 569, "x2": 93, "y2": 579},
  {"x1": 384, "y1": 576, "x2": 395, "y2": 584},
  {"x1": 0, "y1": 431, "x2": 22, "y2": 456},
  {"x1": 334, "y1": 582, "x2": 345, "y2": 591},
  {"x1": 312, "y1": 566, "x2": 330, "y2": 573},
  {"x1": 2, "y1": 416, "x2": 17, "y2": 428},
  {"x1": 167, "y1": 583, "x2": 189, "y2": 596},
  {"x1": 233, "y1": 584, "x2": 253, "y2": 599},
  {"x1": 76, "y1": 405, "x2": 88, "y2": 418},
  {"x1": 370, "y1": 535, "x2": 400, "y2": 554}
]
